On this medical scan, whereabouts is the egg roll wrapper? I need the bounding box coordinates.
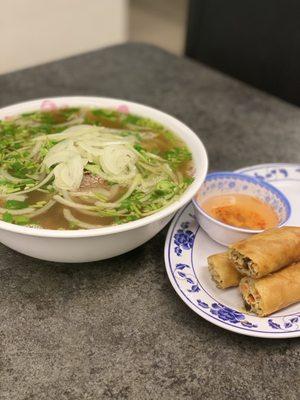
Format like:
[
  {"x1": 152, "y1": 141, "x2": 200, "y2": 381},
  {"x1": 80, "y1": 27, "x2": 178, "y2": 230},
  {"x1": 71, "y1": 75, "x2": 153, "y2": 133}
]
[
  {"x1": 229, "y1": 226, "x2": 300, "y2": 278},
  {"x1": 208, "y1": 252, "x2": 243, "y2": 289},
  {"x1": 240, "y1": 262, "x2": 300, "y2": 316}
]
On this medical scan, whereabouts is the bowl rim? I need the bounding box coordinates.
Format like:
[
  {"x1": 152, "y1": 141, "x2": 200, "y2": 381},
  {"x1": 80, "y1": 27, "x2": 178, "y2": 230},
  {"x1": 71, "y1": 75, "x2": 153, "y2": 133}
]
[
  {"x1": 0, "y1": 96, "x2": 208, "y2": 238},
  {"x1": 192, "y1": 171, "x2": 291, "y2": 234}
]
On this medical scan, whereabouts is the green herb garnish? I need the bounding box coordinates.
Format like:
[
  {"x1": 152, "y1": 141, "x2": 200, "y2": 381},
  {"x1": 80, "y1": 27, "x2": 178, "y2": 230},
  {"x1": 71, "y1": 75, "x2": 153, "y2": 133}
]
[
  {"x1": 4, "y1": 200, "x2": 28, "y2": 210},
  {"x1": 163, "y1": 147, "x2": 192, "y2": 166},
  {"x1": 2, "y1": 212, "x2": 13, "y2": 223}
]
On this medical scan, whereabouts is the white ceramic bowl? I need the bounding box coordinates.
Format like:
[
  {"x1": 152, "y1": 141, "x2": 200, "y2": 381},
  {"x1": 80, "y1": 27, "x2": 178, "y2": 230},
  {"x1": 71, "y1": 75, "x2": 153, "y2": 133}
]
[
  {"x1": 0, "y1": 96, "x2": 208, "y2": 262},
  {"x1": 193, "y1": 172, "x2": 290, "y2": 246}
]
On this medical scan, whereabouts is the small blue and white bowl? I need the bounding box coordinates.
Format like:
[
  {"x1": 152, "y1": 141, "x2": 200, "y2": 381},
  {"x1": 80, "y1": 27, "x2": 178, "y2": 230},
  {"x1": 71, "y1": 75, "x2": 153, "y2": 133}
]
[{"x1": 192, "y1": 172, "x2": 291, "y2": 246}]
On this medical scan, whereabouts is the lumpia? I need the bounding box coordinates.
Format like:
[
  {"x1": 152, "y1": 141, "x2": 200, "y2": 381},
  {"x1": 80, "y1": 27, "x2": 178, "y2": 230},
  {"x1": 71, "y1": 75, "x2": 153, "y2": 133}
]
[
  {"x1": 240, "y1": 262, "x2": 300, "y2": 316},
  {"x1": 229, "y1": 226, "x2": 300, "y2": 278},
  {"x1": 208, "y1": 252, "x2": 242, "y2": 289}
]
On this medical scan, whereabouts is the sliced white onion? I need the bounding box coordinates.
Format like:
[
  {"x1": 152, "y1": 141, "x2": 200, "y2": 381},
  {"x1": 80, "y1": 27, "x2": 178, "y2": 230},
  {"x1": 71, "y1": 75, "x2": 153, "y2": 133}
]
[
  {"x1": 43, "y1": 140, "x2": 76, "y2": 168},
  {"x1": 53, "y1": 155, "x2": 84, "y2": 191},
  {"x1": 27, "y1": 200, "x2": 56, "y2": 218},
  {"x1": 0, "y1": 169, "x2": 31, "y2": 183},
  {"x1": 5, "y1": 170, "x2": 55, "y2": 196},
  {"x1": 63, "y1": 208, "x2": 104, "y2": 229},
  {"x1": 87, "y1": 166, "x2": 137, "y2": 184},
  {"x1": 0, "y1": 206, "x2": 35, "y2": 215},
  {"x1": 74, "y1": 208, "x2": 104, "y2": 217},
  {"x1": 95, "y1": 174, "x2": 141, "y2": 209},
  {"x1": 29, "y1": 139, "x2": 43, "y2": 158},
  {"x1": 72, "y1": 184, "x2": 116, "y2": 199},
  {"x1": 6, "y1": 194, "x2": 28, "y2": 201},
  {"x1": 53, "y1": 194, "x2": 96, "y2": 210},
  {"x1": 55, "y1": 117, "x2": 84, "y2": 127},
  {"x1": 163, "y1": 163, "x2": 177, "y2": 181},
  {"x1": 100, "y1": 145, "x2": 137, "y2": 176},
  {"x1": 76, "y1": 142, "x2": 103, "y2": 157},
  {"x1": 45, "y1": 125, "x2": 99, "y2": 140},
  {"x1": 138, "y1": 175, "x2": 166, "y2": 193}
]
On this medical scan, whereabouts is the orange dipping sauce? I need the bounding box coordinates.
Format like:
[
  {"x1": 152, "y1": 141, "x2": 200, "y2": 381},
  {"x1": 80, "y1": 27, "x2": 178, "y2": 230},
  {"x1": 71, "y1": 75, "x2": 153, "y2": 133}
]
[{"x1": 200, "y1": 193, "x2": 279, "y2": 230}]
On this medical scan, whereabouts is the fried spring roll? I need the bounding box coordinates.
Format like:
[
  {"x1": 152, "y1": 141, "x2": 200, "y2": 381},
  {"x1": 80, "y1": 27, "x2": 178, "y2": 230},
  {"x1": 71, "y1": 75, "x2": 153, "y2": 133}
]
[
  {"x1": 240, "y1": 262, "x2": 300, "y2": 316},
  {"x1": 208, "y1": 252, "x2": 243, "y2": 289},
  {"x1": 229, "y1": 227, "x2": 300, "y2": 278}
]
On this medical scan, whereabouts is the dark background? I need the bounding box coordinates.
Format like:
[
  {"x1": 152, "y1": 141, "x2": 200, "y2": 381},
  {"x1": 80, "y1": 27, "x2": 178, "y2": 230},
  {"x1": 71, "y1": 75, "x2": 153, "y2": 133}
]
[{"x1": 186, "y1": 0, "x2": 300, "y2": 106}]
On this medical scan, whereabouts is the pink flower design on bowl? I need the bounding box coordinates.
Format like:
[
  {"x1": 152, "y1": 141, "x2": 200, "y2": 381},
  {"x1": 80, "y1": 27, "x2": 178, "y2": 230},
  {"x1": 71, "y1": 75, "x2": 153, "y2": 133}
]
[
  {"x1": 116, "y1": 104, "x2": 129, "y2": 114},
  {"x1": 40, "y1": 100, "x2": 57, "y2": 111}
]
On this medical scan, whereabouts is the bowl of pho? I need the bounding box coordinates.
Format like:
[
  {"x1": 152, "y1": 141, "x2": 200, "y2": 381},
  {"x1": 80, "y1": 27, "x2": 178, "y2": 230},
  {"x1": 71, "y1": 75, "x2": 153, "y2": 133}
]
[{"x1": 0, "y1": 97, "x2": 208, "y2": 262}]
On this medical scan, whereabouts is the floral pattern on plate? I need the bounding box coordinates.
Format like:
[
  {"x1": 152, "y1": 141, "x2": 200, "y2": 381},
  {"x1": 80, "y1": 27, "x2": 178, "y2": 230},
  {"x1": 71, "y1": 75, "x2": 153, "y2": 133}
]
[{"x1": 165, "y1": 164, "x2": 300, "y2": 339}]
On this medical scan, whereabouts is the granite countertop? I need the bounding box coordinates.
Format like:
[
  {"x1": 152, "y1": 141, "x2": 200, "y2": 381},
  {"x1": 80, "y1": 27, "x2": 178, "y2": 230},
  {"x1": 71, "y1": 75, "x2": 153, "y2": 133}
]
[{"x1": 0, "y1": 43, "x2": 299, "y2": 400}]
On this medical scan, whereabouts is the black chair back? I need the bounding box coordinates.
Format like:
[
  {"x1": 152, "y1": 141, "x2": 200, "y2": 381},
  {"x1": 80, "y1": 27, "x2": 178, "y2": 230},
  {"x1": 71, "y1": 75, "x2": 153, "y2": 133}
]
[{"x1": 186, "y1": 0, "x2": 300, "y2": 106}]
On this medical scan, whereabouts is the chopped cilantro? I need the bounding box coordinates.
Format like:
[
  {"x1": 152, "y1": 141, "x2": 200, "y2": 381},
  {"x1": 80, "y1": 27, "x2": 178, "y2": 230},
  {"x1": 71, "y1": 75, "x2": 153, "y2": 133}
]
[
  {"x1": 13, "y1": 216, "x2": 30, "y2": 225},
  {"x1": 163, "y1": 147, "x2": 192, "y2": 166},
  {"x1": 183, "y1": 177, "x2": 194, "y2": 185},
  {"x1": 68, "y1": 221, "x2": 78, "y2": 229},
  {"x1": 134, "y1": 144, "x2": 146, "y2": 152},
  {"x1": 1, "y1": 213, "x2": 30, "y2": 226},
  {"x1": 91, "y1": 109, "x2": 118, "y2": 121},
  {"x1": 123, "y1": 114, "x2": 141, "y2": 125},
  {"x1": 155, "y1": 180, "x2": 177, "y2": 196},
  {"x1": 4, "y1": 200, "x2": 28, "y2": 210},
  {"x1": 2, "y1": 212, "x2": 13, "y2": 223},
  {"x1": 85, "y1": 163, "x2": 102, "y2": 175}
]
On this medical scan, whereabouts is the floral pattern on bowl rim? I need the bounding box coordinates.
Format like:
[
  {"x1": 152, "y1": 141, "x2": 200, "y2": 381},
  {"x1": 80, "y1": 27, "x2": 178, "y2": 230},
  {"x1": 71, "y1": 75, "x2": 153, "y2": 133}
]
[
  {"x1": 196, "y1": 172, "x2": 290, "y2": 228},
  {"x1": 165, "y1": 163, "x2": 300, "y2": 338}
]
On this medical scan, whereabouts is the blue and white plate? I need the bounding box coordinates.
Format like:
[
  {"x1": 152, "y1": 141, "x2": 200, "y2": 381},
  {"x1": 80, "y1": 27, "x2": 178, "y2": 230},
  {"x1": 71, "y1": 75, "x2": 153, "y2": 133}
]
[{"x1": 164, "y1": 163, "x2": 300, "y2": 338}]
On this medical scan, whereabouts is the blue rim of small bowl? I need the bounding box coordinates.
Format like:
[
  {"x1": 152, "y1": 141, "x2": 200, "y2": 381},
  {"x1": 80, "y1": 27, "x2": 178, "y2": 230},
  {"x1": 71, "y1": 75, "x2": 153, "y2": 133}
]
[{"x1": 192, "y1": 171, "x2": 291, "y2": 234}]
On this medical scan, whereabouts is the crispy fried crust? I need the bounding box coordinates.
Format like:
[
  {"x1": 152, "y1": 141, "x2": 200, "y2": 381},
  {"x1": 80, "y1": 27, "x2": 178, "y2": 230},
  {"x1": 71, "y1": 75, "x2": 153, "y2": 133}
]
[
  {"x1": 229, "y1": 227, "x2": 300, "y2": 278},
  {"x1": 239, "y1": 262, "x2": 300, "y2": 316},
  {"x1": 208, "y1": 252, "x2": 242, "y2": 289}
]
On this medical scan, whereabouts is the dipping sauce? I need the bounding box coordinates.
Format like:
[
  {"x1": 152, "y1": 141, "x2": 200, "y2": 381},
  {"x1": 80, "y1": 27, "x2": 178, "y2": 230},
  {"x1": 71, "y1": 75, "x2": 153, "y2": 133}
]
[{"x1": 200, "y1": 193, "x2": 279, "y2": 230}]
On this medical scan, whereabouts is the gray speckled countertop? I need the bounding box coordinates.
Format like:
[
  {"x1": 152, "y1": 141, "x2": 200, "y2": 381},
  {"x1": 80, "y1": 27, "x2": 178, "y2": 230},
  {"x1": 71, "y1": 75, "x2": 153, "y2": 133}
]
[{"x1": 0, "y1": 43, "x2": 299, "y2": 400}]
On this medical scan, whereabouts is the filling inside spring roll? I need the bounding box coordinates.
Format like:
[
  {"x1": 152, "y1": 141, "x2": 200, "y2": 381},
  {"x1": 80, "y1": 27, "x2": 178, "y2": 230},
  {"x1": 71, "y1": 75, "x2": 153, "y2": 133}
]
[
  {"x1": 208, "y1": 252, "x2": 242, "y2": 289},
  {"x1": 229, "y1": 226, "x2": 300, "y2": 278},
  {"x1": 239, "y1": 278, "x2": 264, "y2": 315},
  {"x1": 230, "y1": 249, "x2": 256, "y2": 276},
  {"x1": 239, "y1": 262, "x2": 300, "y2": 316}
]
